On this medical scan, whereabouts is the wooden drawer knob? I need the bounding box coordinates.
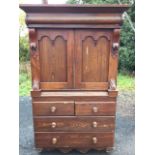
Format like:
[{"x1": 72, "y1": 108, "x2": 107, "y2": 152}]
[
  {"x1": 92, "y1": 121, "x2": 98, "y2": 128},
  {"x1": 52, "y1": 138, "x2": 57, "y2": 144},
  {"x1": 50, "y1": 106, "x2": 56, "y2": 113},
  {"x1": 92, "y1": 137, "x2": 97, "y2": 144},
  {"x1": 51, "y1": 122, "x2": 56, "y2": 128},
  {"x1": 92, "y1": 107, "x2": 98, "y2": 113}
]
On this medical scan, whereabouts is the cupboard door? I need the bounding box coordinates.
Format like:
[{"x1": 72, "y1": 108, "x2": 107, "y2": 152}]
[
  {"x1": 38, "y1": 30, "x2": 74, "y2": 89},
  {"x1": 75, "y1": 30, "x2": 112, "y2": 90}
]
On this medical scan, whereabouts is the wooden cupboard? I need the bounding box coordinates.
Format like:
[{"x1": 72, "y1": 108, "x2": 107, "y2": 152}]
[{"x1": 20, "y1": 3, "x2": 129, "y2": 153}]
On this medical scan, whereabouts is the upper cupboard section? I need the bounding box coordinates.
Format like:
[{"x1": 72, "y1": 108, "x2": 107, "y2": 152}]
[{"x1": 37, "y1": 29, "x2": 112, "y2": 90}]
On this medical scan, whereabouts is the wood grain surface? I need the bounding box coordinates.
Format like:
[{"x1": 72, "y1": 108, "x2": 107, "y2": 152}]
[
  {"x1": 75, "y1": 101, "x2": 116, "y2": 116},
  {"x1": 34, "y1": 116, "x2": 115, "y2": 132},
  {"x1": 35, "y1": 132, "x2": 114, "y2": 148},
  {"x1": 33, "y1": 101, "x2": 74, "y2": 116}
]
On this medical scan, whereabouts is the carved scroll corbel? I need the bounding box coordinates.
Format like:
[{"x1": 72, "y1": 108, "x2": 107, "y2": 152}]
[
  {"x1": 109, "y1": 79, "x2": 116, "y2": 90},
  {"x1": 32, "y1": 80, "x2": 39, "y2": 90},
  {"x1": 30, "y1": 42, "x2": 37, "y2": 51},
  {"x1": 29, "y1": 28, "x2": 40, "y2": 90},
  {"x1": 29, "y1": 29, "x2": 38, "y2": 58},
  {"x1": 112, "y1": 29, "x2": 121, "y2": 57},
  {"x1": 108, "y1": 79, "x2": 118, "y2": 97}
]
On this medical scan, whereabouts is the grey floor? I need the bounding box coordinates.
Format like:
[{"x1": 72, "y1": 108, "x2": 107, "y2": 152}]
[{"x1": 19, "y1": 91, "x2": 135, "y2": 155}]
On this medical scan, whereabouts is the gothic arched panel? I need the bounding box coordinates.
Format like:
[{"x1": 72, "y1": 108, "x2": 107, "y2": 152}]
[
  {"x1": 39, "y1": 35, "x2": 67, "y2": 82},
  {"x1": 82, "y1": 36, "x2": 110, "y2": 82}
]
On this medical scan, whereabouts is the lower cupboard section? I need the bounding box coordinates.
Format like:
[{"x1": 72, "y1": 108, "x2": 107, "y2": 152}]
[{"x1": 35, "y1": 132, "x2": 114, "y2": 148}]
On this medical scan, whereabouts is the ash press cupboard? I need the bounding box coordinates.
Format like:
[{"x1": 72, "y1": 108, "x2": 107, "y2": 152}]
[{"x1": 20, "y1": 4, "x2": 129, "y2": 153}]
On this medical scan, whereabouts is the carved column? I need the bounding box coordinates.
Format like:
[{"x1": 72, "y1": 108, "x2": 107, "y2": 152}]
[
  {"x1": 108, "y1": 29, "x2": 120, "y2": 97},
  {"x1": 112, "y1": 29, "x2": 120, "y2": 57},
  {"x1": 29, "y1": 28, "x2": 40, "y2": 90}
]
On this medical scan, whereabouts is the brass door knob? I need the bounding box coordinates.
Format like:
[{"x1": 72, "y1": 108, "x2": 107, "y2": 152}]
[
  {"x1": 51, "y1": 106, "x2": 56, "y2": 113},
  {"x1": 92, "y1": 137, "x2": 97, "y2": 144},
  {"x1": 92, "y1": 121, "x2": 98, "y2": 128},
  {"x1": 52, "y1": 138, "x2": 57, "y2": 144},
  {"x1": 51, "y1": 122, "x2": 56, "y2": 128},
  {"x1": 92, "y1": 107, "x2": 98, "y2": 113}
]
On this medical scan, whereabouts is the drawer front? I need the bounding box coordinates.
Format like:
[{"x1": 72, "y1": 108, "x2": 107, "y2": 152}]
[
  {"x1": 35, "y1": 132, "x2": 114, "y2": 148},
  {"x1": 34, "y1": 116, "x2": 115, "y2": 132},
  {"x1": 33, "y1": 101, "x2": 74, "y2": 116},
  {"x1": 75, "y1": 101, "x2": 116, "y2": 116}
]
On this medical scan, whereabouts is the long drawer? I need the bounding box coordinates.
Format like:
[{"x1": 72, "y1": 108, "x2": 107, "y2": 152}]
[
  {"x1": 34, "y1": 116, "x2": 115, "y2": 132},
  {"x1": 75, "y1": 101, "x2": 116, "y2": 116},
  {"x1": 33, "y1": 101, "x2": 74, "y2": 116},
  {"x1": 35, "y1": 132, "x2": 114, "y2": 148}
]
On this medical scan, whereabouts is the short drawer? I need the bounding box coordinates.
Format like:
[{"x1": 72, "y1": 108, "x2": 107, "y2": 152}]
[
  {"x1": 35, "y1": 132, "x2": 114, "y2": 148},
  {"x1": 34, "y1": 116, "x2": 115, "y2": 132},
  {"x1": 75, "y1": 101, "x2": 116, "y2": 116},
  {"x1": 33, "y1": 101, "x2": 74, "y2": 116}
]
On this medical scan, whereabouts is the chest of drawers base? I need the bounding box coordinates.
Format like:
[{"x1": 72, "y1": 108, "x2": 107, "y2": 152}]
[{"x1": 32, "y1": 91, "x2": 116, "y2": 151}]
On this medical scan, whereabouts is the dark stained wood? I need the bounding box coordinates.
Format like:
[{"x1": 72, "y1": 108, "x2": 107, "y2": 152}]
[
  {"x1": 39, "y1": 33, "x2": 67, "y2": 82},
  {"x1": 109, "y1": 79, "x2": 117, "y2": 90},
  {"x1": 25, "y1": 13, "x2": 123, "y2": 25},
  {"x1": 29, "y1": 29, "x2": 40, "y2": 90},
  {"x1": 108, "y1": 90, "x2": 118, "y2": 97},
  {"x1": 35, "y1": 132, "x2": 114, "y2": 148},
  {"x1": 34, "y1": 116, "x2": 115, "y2": 132},
  {"x1": 75, "y1": 101, "x2": 116, "y2": 116},
  {"x1": 108, "y1": 29, "x2": 120, "y2": 97},
  {"x1": 33, "y1": 101, "x2": 74, "y2": 116},
  {"x1": 108, "y1": 29, "x2": 121, "y2": 83},
  {"x1": 19, "y1": 4, "x2": 129, "y2": 28},
  {"x1": 32, "y1": 96, "x2": 116, "y2": 102},
  {"x1": 32, "y1": 91, "x2": 108, "y2": 97},
  {"x1": 38, "y1": 29, "x2": 74, "y2": 90},
  {"x1": 31, "y1": 91, "x2": 117, "y2": 101},
  {"x1": 20, "y1": 4, "x2": 128, "y2": 151},
  {"x1": 27, "y1": 24, "x2": 121, "y2": 29},
  {"x1": 19, "y1": 4, "x2": 129, "y2": 13},
  {"x1": 75, "y1": 30, "x2": 111, "y2": 90}
]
